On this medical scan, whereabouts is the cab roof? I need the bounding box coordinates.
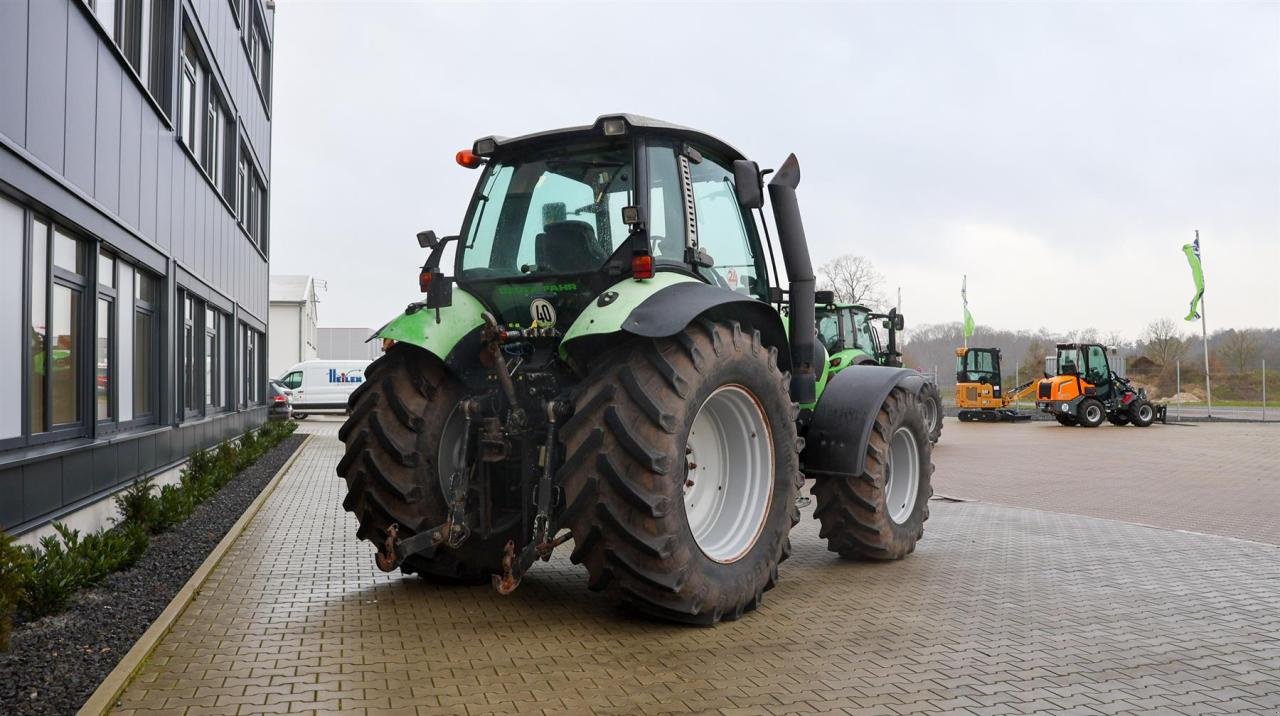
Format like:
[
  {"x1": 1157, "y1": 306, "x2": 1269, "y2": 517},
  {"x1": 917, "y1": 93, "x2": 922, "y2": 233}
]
[{"x1": 471, "y1": 113, "x2": 748, "y2": 162}]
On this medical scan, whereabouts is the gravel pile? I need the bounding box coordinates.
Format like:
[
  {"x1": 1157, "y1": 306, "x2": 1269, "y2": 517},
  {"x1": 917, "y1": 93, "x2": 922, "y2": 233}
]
[{"x1": 0, "y1": 434, "x2": 306, "y2": 715}]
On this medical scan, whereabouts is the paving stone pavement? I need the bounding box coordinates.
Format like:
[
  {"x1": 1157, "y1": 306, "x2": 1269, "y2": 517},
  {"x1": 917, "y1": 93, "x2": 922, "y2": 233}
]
[
  {"x1": 112, "y1": 417, "x2": 1280, "y2": 715},
  {"x1": 933, "y1": 420, "x2": 1280, "y2": 544}
]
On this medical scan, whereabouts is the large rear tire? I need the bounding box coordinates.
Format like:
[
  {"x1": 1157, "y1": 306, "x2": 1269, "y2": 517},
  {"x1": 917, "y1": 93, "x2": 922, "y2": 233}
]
[
  {"x1": 336, "y1": 344, "x2": 519, "y2": 582},
  {"x1": 558, "y1": 320, "x2": 801, "y2": 625},
  {"x1": 811, "y1": 387, "x2": 933, "y2": 560},
  {"x1": 919, "y1": 381, "x2": 944, "y2": 444}
]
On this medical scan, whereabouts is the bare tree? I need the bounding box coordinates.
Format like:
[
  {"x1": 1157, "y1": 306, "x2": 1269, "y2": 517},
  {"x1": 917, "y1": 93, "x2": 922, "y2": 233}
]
[
  {"x1": 817, "y1": 254, "x2": 884, "y2": 308},
  {"x1": 1218, "y1": 329, "x2": 1261, "y2": 374},
  {"x1": 1140, "y1": 318, "x2": 1189, "y2": 368}
]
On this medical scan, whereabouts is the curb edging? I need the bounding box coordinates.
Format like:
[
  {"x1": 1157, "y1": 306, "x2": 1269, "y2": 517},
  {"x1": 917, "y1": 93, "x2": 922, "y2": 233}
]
[{"x1": 78, "y1": 433, "x2": 313, "y2": 716}]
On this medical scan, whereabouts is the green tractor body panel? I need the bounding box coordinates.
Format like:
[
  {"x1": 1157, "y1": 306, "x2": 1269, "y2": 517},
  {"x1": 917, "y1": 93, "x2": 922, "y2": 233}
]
[
  {"x1": 374, "y1": 288, "x2": 488, "y2": 362},
  {"x1": 558, "y1": 272, "x2": 699, "y2": 359}
]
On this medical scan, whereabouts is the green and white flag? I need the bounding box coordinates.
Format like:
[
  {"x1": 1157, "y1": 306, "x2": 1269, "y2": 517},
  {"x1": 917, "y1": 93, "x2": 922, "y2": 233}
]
[
  {"x1": 1182, "y1": 234, "x2": 1204, "y2": 321},
  {"x1": 962, "y1": 275, "x2": 975, "y2": 337}
]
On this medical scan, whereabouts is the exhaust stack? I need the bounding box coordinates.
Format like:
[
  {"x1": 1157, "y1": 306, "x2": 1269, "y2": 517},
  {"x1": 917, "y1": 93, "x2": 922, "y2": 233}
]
[{"x1": 767, "y1": 154, "x2": 816, "y2": 405}]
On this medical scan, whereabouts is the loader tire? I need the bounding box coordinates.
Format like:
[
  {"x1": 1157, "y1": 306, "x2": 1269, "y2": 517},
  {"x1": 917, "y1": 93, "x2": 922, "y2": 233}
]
[
  {"x1": 811, "y1": 387, "x2": 933, "y2": 560},
  {"x1": 336, "y1": 344, "x2": 519, "y2": 582},
  {"x1": 1078, "y1": 398, "x2": 1105, "y2": 428},
  {"x1": 1128, "y1": 399, "x2": 1156, "y2": 427},
  {"x1": 1055, "y1": 414, "x2": 1078, "y2": 426},
  {"x1": 919, "y1": 381, "x2": 944, "y2": 444},
  {"x1": 559, "y1": 320, "x2": 801, "y2": 625}
]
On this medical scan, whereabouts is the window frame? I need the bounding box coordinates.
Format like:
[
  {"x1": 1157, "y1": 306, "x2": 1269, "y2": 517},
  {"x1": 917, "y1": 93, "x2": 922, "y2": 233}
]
[
  {"x1": 95, "y1": 251, "x2": 118, "y2": 429},
  {"x1": 683, "y1": 144, "x2": 772, "y2": 301},
  {"x1": 23, "y1": 219, "x2": 91, "y2": 447},
  {"x1": 129, "y1": 268, "x2": 160, "y2": 427}
]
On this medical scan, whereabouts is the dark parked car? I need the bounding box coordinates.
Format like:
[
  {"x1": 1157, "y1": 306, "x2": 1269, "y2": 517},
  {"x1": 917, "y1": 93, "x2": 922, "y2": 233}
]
[{"x1": 268, "y1": 379, "x2": 294, "y2": 421}]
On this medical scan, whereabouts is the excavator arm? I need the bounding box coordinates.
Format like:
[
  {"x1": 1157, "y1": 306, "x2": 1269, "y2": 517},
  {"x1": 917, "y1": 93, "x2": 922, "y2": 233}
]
[{"x1": 1004, "y1": 379, "x2": 1039, "y2": 405}]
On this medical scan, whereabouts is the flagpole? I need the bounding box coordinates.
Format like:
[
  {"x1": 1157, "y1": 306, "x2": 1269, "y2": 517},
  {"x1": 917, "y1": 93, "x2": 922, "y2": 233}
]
[{"x1": 1198, "y1": 231, "x2": 1211, "y2": 417}]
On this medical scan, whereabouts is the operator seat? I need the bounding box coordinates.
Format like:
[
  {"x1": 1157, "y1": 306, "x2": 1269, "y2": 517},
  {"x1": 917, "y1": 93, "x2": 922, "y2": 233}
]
[{"x1": 535, "y1": 220, "x2": 605, "y2": 273}]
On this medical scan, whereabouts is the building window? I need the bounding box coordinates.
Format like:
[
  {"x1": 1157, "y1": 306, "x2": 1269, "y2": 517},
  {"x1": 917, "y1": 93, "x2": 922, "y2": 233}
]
[
  {"x1": 205, "y1": 307, "x2": 223, "y2": 410},
  {"x1": 90, "y1": 0, "x2": 175, "y2": 117},
  {"x1": 242, "y1": 325, "x2": 262, "y2": 405},
  {"x1": 133, "y1": 270, "x2": 157, "y2": 420},
  {"x1": 95, "y1": 251, "x2": 117, "y2": 423},
  {"x1": 246, "y1": 6, "x2": 271, "y2": 102},
  {"x1": 237, "y1": 148, "x2": 267, "y2": 249},
  {"x1": 29, "y1": 220, "x2": 89, "y2": 436},
  {"x1": 0, "y1": 197, "x2": 23, "y2": 442},
  {"x1": 182, "y1": 294, "x2": 197, "y2": 415},
  {"x1": 179, "y1": 36, "x2": 200, "y2": 154}
]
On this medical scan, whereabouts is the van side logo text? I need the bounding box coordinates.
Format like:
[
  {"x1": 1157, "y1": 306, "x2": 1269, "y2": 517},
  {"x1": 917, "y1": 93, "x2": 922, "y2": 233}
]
[{"x1": 328, "y1": 369, "x2": 364, "y2": 384}]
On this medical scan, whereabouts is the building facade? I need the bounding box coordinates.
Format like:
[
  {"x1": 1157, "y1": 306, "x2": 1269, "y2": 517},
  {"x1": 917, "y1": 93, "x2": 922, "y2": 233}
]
[
  {"x1": 317, "y1": 327, "x2": 383, "y2": 362},
  {"x1": 267, "y1": 275, "x2": 317, "y2": 376},
  {"x1": 0, "y1": 0, "x2": 275, "y2": 536}
]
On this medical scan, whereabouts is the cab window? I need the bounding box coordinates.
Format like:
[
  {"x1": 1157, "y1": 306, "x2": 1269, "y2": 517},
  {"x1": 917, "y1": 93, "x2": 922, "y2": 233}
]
[
  {"x1": 852, "y1": 311, "x2": 877, "y2": 353},
  {"x1": 281, "y1": 371, "x2": 302, "y2": 390},
  {"x1": 647, "y1": 143, "x2": 685, "y2": 264},
  {"x1": 1085, "y1": 345, "x2": 1109, "y2": 383},
  {"x1": 817, "y1": 313, "x2": 840, "y2": 352},
  {"x1": 689, "y1": 151, "x2": 767, "y2": 299}
]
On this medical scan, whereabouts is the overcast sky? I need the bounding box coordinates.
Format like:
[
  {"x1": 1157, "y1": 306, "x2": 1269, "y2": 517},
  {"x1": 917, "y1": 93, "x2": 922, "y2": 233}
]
[{"x1": 270, "y1": 0, "x2": 1279, "y2": 339}]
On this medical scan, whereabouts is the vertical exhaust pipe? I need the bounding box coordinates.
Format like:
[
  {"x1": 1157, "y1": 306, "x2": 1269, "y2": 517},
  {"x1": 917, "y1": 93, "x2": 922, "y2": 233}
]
[{"x1": 767, "y1": 154, "x2": 816, "y2": 405}]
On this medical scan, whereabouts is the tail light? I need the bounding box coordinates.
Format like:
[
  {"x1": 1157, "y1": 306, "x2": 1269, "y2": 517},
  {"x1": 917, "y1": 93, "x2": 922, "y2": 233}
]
[
  {"x1": 830, "y1": 356, "x2": 843, "y2": 368},
  {"x1": 631, "y1": 254, "x2": 654, "y2": 280},
  {"x1": 273, "y1": 395, "x2": 287, "y2": 403},
  {"x1": 419, "y1": 268, "x2": 432, "y2": 293}
]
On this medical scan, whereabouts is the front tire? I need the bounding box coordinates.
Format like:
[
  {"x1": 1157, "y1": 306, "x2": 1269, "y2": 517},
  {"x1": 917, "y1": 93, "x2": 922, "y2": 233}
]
[
  {"x1": 336, "y1": 345, "x2": 519, "y2": 582},
  {"x1": 1129, "y1": 399, "x2": 1156, "y2": 427},
  {"x1": 558, "y1": 320, "x2": 801, "y2": 624},
  {"x1": 1077, "y1": 398, "x2": 1105, "y2": 428},
  {"x1": 1055, "y1": 414, "x2": 1078, "y2": 426},
  {"x1": 811, "y1": 387, "x2": 933, "y2": 560}
]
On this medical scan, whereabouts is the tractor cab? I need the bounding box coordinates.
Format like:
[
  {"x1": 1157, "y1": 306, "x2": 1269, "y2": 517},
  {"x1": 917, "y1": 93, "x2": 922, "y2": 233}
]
[{"x1": 815, "y1": 301, "x2": 905, "y2": 369}]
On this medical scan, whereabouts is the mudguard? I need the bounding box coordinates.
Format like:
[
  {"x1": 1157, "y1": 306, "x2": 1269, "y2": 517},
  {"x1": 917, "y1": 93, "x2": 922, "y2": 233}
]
[
  {"x1": 560, "y1": 273, "x2": 790, "y2": 371},
  {"x1": 802, "y1": 365, "x2": 924, "y2": 478},
  {"x1": 373, "y1": 289, "x2": 487, "y2": 365}
]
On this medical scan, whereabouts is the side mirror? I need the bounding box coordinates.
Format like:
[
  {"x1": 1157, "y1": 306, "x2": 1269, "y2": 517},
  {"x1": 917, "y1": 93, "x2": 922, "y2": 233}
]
[
  {"x1": 814, "y1": 289, "x2": 835, "y2": 305},
  {"x1": 417, "y1": 230, "x2": 439, "y2": 249},
  {"x1": 732, "y1": 160, "x2": 764, "y2": 209},
  {"x1": 888, "y1": 308, "x2": 905, "y2": 331}
]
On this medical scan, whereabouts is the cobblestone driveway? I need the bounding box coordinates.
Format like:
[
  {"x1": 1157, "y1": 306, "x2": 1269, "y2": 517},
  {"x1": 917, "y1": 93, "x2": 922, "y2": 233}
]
[
  {"x1": 933, "y1": 420, "x2": 1280, "y2": 544},
  {"x1": 114, "y1": 418, "x2": 1280, "y2": 715}
]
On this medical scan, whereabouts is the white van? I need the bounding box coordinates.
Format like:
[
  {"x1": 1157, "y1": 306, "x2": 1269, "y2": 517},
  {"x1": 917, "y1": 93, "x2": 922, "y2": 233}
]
[{"x1": 277, "y1": 360, "x2": 370, "y2": 418}]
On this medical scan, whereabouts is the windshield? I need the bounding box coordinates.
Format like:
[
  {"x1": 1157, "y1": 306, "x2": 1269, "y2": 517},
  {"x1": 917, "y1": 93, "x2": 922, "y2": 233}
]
[
  {"x1": 459, "y1": 144, "x2": 634, "y2": 279},
  {"x1": 851, "y1": 310, "x2": 878, "y2": 353},
  {"x1": 1058, "y1": 347, "x2": 1082, "y2": 375}
]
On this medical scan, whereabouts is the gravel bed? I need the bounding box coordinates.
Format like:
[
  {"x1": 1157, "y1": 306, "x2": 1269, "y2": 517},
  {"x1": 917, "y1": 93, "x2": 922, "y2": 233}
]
[{"x1": 0, "y1": 433, "x2": 306, "y2": 715}]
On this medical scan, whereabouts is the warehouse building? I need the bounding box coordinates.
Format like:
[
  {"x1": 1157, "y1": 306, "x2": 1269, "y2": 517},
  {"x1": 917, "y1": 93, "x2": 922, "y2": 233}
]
[
  {"x1": 0, "y1": 0, "x2": 275, "y2": 538},
  {"x1": 317, "y1": 327, "x2": 383, "y2": 362},
  {"x1": 267, "y1": 275, "x2": 318, "y2": 377}
]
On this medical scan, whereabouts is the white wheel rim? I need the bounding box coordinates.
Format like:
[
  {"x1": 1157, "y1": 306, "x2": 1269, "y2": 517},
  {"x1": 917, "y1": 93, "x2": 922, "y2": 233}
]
[
  {"x1": 682, "y1": 385, "x2": 774, "y2": 563},
  {"x1": 1085, "y1": 404, "x2": 1102, "y2": 423},
  {"x1": 1138, "y1": 405, "x2": 1153, "y2": 421},
  {"x1": 437, "y1": 405, "x2": 466, "y2": 497},
  {"x1": 885, "y1": 427, "x2": 920, "y2": 525}
]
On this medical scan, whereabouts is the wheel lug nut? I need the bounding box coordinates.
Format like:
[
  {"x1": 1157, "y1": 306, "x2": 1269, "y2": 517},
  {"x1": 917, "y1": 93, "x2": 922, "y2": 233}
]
[{"x1": 685, "y1": 479, "x2": 695, "y2": 488}]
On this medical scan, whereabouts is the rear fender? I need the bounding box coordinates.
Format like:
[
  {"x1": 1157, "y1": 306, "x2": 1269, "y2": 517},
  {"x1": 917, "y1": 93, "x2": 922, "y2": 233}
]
[
  {"x1": 373, "y1": 289, "x2": 487, "y2": 369},
  {"x1": 560, "y1": 274, "x2": 790, "y2": 374},
  {"x1": 802, "y1": 366, "x2": 923, "y2": 478}
]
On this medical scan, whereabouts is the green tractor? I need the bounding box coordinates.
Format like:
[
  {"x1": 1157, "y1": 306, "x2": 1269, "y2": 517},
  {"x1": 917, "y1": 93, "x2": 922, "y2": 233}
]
[
  {"x1": 815, "y1": 301, "x2": 944, "y2": 444},
  {"x1": 338, "y1": 115, "x2": 934, "y2": 624}
]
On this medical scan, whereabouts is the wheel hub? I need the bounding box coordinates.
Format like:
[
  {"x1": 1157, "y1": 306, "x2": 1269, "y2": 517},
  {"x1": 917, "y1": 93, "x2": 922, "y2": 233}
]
[{"x1": 682, "y1": 385, "x2": 774, "y2": 563}]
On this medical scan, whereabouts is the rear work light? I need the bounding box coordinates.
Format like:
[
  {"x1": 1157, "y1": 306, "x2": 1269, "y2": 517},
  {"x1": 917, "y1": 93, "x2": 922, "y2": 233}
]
[
  {"x1": 631, "y1": 254, "x2": 654, "y2": 280},
  {"x1": 455, "y1": 149, "x2": 482, "y2": 168}
]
